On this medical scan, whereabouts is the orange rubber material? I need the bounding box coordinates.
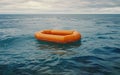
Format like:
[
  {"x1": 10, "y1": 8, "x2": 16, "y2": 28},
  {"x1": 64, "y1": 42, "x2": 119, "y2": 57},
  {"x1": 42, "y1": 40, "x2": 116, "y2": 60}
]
[{"x1": 35, "y1": 29, "x2": 81, "y2": 44}]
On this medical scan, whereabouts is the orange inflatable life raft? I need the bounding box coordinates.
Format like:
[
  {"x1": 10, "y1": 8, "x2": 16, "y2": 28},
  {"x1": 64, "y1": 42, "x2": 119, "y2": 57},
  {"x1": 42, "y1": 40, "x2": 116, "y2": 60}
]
[{"x1": 35, "y1": 29, "x2": 81, "y2": 44}]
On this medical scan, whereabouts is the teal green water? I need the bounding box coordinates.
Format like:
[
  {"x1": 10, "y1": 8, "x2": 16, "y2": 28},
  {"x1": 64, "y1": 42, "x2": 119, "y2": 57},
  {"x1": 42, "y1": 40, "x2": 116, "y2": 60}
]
[{"x1": 0, "y1": 14, "x2": 120, "y2": 75}]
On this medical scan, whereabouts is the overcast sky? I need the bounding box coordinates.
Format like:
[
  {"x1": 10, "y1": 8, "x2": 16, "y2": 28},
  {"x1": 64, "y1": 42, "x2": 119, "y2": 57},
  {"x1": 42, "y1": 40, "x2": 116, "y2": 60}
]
[{"x1": 0, "y1": 0, "x2": 120, "y2": 14}]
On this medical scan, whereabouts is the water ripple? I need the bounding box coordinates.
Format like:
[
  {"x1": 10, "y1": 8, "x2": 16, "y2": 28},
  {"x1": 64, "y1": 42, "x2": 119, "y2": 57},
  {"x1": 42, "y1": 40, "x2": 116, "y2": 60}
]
[{"x1": 0, "y1": 14, "x2": 120, "y2": 75}]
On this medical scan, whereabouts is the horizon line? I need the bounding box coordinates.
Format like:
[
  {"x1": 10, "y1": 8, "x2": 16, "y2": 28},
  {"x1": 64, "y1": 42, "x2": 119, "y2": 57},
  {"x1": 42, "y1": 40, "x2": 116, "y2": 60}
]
[{"x1": 0, "y1": 13, "x2": 120, "y2": 15}]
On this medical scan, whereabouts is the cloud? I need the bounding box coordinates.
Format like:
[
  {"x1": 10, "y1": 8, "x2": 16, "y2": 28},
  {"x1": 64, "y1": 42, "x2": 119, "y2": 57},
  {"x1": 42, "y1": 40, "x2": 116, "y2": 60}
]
[{"x1": 0, "y1": 0, "x2": 120, "y2": 14}]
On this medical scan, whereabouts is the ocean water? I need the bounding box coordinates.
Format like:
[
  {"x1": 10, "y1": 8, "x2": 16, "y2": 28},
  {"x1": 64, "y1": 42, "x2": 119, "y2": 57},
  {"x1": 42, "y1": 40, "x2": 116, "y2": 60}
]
[{"x1": 0, "y1": 14, "x2": 120, "y2": 75}]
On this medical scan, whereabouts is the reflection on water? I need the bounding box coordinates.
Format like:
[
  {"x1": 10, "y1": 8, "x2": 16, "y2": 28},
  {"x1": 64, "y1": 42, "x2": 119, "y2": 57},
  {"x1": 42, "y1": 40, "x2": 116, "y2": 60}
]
[
  {"x1": 35, "y1": 40, "x2": 81, "y2": 56},
  {"x1": 35, "y1": 40, "x2": 81, "y2": 50}
]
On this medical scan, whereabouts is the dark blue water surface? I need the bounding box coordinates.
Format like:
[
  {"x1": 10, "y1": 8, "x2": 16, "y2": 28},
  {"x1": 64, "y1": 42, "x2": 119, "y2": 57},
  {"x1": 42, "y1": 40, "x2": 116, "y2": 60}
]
[{"x1": 0, "y1": 14, "x2": 120, "y2": 75}]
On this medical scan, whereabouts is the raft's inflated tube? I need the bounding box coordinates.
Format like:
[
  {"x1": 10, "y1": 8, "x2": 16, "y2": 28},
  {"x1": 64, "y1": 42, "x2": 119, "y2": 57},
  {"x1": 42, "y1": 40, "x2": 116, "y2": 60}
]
[{"x1": 35, "y1": 29, "x2": 81, "y2": 44}]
